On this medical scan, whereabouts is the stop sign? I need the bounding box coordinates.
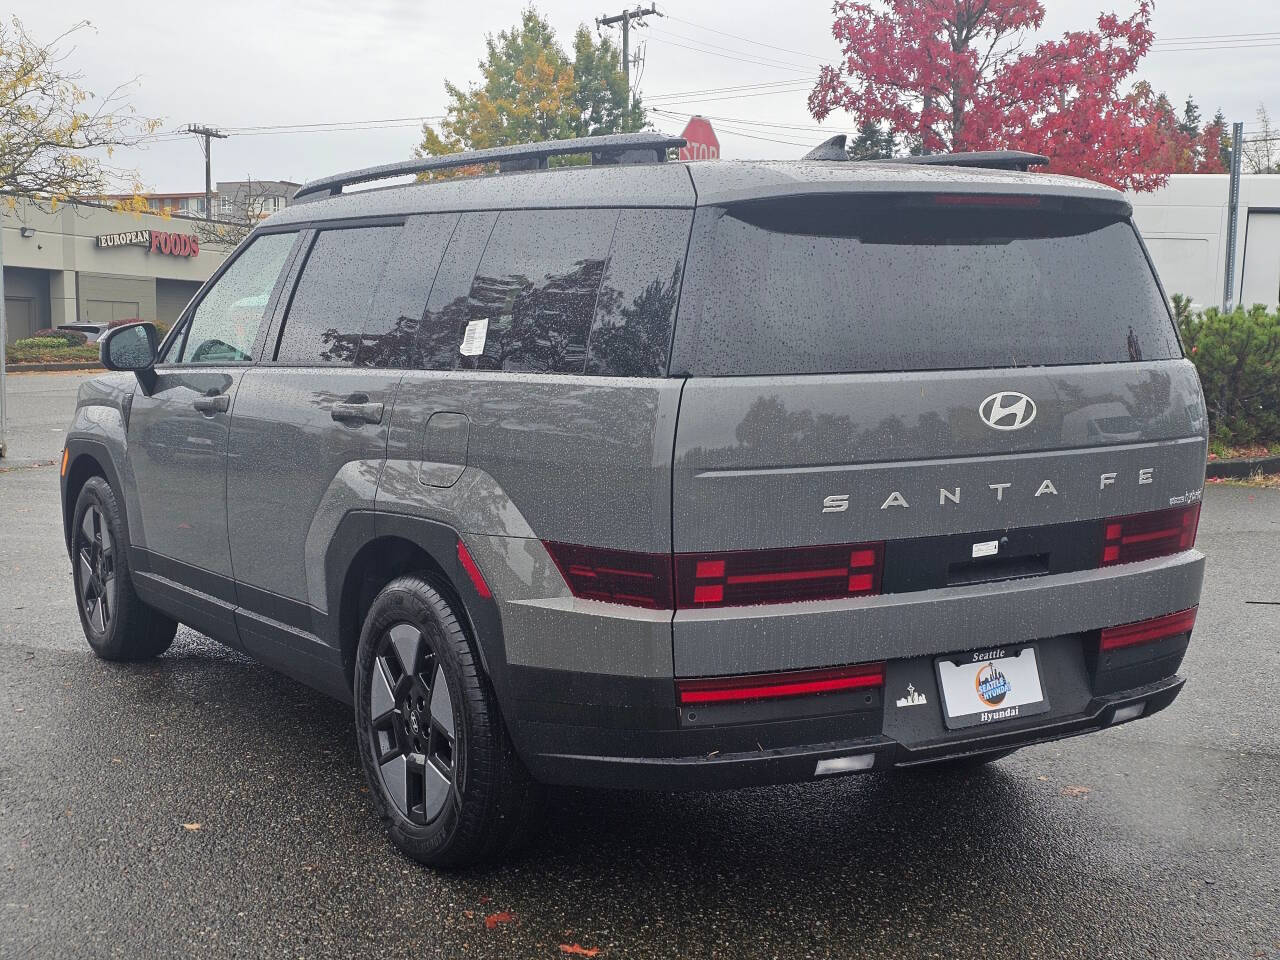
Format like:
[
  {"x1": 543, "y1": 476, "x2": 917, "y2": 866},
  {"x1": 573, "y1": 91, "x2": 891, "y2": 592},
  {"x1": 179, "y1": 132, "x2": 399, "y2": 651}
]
[{"x1": 679, "y1": 116, "x2": 720, "y2": 161}]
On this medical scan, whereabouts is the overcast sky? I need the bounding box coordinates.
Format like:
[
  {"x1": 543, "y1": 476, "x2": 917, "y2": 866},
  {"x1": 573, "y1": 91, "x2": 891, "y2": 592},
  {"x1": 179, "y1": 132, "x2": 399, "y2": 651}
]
[{"x1": 14, "y1": 0, "x2": 1280, "y2": 191}]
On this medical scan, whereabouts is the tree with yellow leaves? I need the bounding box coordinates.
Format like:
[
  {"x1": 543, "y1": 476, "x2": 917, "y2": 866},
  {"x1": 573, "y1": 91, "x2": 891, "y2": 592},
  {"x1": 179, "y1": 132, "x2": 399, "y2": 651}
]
[
  {"x1": 0, "y1": 17, "x2": 160, "y2": 203},
  {"x1": 416, "y1": 8, "x2": 645, "y2": 171},
  {"x1": 0, "y1": 17, "x2": 159, "y2": 458}
]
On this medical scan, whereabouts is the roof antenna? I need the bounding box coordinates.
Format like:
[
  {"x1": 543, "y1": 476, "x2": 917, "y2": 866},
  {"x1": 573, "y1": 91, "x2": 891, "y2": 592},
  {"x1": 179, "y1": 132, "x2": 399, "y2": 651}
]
[{"x1": 801, "y1": 134, "x2": 849, "y2": 161}]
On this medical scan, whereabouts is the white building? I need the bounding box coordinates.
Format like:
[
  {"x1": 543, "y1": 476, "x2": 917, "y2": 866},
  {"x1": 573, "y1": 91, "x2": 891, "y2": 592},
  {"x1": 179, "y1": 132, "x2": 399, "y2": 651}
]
[{"x1": 1128, "y1": 174, "x2": 1280, "y2": 312}]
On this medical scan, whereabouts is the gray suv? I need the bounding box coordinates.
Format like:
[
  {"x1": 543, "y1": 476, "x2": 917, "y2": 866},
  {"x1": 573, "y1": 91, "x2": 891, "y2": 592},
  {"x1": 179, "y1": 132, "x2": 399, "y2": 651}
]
[{"x1": 61, "y1": 133, "x2": 1207, "y2": 867}]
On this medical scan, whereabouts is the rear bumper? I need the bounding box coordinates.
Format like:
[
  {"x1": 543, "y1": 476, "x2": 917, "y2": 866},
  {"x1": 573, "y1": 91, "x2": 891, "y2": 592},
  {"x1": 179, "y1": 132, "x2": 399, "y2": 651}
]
[{"x1": 522, "y1": 674, "x2": 1184, "y2": 790}]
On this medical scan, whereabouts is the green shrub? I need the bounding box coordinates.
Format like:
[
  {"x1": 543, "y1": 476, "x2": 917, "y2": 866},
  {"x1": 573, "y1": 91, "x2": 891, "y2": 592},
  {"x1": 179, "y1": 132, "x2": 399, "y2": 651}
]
[
  {"x1": 1177, "y1": 302, "x2": 1280, "y2": 447},
  {"x1": 7, "y1": 341, "x2": 100, "y2": 364}
]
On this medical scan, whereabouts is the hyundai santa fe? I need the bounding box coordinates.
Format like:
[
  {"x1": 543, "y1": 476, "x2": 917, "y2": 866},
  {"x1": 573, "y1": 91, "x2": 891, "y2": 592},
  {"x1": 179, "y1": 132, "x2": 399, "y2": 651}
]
[{"x1": 60, "y1": 132, "x2": 1207, "y2": 867}]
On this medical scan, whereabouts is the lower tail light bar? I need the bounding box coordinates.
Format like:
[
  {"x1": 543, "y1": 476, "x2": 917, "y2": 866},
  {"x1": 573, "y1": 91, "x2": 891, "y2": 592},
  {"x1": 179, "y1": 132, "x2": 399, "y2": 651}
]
[
  {"x1": 1101, "y1": 504, "x2": 1200, "y2": 566},
  {"x1": 1100, "y1": 606, "x2": 1198, "y2": 651},
  {"x1": 677, "y1": 661, "x2": 885, "y2": 706}
]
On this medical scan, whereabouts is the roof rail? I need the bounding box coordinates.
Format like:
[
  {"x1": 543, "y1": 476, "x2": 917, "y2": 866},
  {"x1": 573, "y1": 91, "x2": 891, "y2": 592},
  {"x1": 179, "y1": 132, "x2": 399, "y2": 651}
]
[
  {"x1": 293, "y1": 132, "x2": 687, "y2": 201},
  {"x1": 799, "y1": 135, "x2": 1049, "y2": 172},
  {"x1": 875, "y1": 150, "x2": 1049, "y2": 172}
]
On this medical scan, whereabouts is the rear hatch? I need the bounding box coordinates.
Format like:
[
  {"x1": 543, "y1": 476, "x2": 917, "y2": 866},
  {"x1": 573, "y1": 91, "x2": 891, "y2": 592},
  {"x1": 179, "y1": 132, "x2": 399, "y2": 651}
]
[{"x1": 668, "y1": 190, "x2": 1206, "y2": 663}]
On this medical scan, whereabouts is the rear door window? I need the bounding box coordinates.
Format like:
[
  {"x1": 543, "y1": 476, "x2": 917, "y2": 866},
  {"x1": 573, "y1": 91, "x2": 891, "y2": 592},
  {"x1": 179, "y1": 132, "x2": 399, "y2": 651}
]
[
  {"x1": 460, "y1": 208, "x2": 618, "y2": 374},
  {"x1": 418, "y1": 211, "x2": 498, "y2": 371},
  {"x1": 355, "y1": 214, "x2": 458, "y2": 369},
  {"x1": 675, "y1": 198, "x2": 1180, "y2": 376},
  {"x1": 275, "y1": 226, "x2": 401, "y2": 365},
  {"x1": 585, "y1": 208, "x2": 692, "y2": 378}
]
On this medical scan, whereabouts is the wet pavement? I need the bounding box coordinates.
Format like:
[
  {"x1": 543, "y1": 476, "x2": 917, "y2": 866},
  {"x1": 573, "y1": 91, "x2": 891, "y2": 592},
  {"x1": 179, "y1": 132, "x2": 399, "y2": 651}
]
[{"x1": 1, "y1": 457, "x2": 1278, "y2": 959}]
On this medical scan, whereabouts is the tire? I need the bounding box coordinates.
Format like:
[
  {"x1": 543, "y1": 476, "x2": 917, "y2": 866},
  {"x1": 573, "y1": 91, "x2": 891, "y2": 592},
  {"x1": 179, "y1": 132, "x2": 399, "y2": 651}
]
[
  {"x1": 354, "y1": 574, "x2": 543, "y2": 868},
  {"x1": 71, "y1": 476, "x2": 178, "y2": 661}
]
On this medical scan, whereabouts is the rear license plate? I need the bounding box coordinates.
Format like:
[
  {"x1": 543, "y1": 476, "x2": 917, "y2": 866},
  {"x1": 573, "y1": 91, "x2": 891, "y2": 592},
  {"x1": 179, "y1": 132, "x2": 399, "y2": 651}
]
[{"x1": 935, "y1": 646, "x2": 1050, "y2": 730}]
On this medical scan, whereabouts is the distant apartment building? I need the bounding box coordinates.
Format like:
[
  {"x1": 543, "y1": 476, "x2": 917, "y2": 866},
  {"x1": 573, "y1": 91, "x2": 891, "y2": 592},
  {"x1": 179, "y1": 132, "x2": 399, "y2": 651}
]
[
  {"x1": 99, "y1": 180, "x2": 299, "y2": 223},
  {"x1": 216, "y1": 180, "x2": 300, "y2": 221},
  {"x1": 99, "y1": 191, "x2": 211, "y2": 218}
]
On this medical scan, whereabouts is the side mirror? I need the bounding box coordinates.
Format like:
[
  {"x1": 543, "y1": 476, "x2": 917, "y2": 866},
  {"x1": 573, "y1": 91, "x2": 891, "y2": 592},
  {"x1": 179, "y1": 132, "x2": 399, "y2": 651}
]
[{"x1": 99, "y1": 321, "x2": 158, "y2": 390}]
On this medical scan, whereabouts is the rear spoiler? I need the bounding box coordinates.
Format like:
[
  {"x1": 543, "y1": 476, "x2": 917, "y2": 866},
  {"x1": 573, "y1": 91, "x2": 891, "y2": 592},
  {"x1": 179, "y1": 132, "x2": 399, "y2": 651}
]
[{"x1": 801, "y1": 135, "x2": 1049, "y2": 172}]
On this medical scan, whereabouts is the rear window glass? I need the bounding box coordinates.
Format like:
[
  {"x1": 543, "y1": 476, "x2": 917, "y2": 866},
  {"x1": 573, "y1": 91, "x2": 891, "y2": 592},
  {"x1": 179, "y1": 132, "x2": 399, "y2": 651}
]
[{"x1": 678, "y1": 199, "x2": 1179, "y2": 375}]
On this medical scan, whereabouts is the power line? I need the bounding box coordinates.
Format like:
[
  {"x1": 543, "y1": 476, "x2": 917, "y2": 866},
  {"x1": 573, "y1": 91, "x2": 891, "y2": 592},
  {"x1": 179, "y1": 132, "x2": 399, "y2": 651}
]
[
  {"x1": 647, "y1": 26, "x2": 819, "y2": 71},
  {"x1": 1154, "y1": 30, "x2": 1280, "y2": 42},
  {"x1": 659, "y1": 9, "x2": 829, "y2": 63},
  {"x1": 651, "y1": 108, "x2": 817, "y2": 146},
  {"x1": 646, "y1": 36, "x2": 814, "y2": 73},
  {"x1": 647, "y1": 84, "x2": 814, "y2": 108},
  {"x1": 645, "y1": 79, "x2": 814, "y2": 101}
]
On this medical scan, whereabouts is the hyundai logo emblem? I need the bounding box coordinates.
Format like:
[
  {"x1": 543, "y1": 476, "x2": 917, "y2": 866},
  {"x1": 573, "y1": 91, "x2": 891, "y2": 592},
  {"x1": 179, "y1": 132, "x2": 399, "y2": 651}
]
[{"x1": 979, "y1": 391, "x2": 1037, "y2": 431}]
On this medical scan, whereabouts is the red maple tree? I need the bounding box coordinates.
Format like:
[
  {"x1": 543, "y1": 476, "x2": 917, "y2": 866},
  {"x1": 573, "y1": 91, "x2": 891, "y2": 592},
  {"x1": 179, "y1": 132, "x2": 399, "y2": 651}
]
[{"x1": 809, "y1": 0, "x2": 1224, "y2": 190}]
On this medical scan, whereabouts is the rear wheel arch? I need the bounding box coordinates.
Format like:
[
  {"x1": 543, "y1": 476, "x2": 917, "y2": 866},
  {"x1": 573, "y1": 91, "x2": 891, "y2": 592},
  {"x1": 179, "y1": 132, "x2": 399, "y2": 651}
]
[{"x1": 329, "y1": 515, "x2": 503, "y2": 693}]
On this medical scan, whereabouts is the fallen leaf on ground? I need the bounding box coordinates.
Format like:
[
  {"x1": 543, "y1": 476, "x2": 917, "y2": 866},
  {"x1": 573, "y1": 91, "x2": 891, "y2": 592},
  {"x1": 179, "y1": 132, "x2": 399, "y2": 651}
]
[
  {"x1": 181, "y1": 822, "x2": 202, "y2": 831},
  {"x1": 485, "y1": 912, "x2": 514, "y2": 930},
  {"x1": 560, "y1": 945, "x2": 600, "y2": 956},
  {"x1": 1061, "y1": 785, "x2": 1091, "y2": 797}
]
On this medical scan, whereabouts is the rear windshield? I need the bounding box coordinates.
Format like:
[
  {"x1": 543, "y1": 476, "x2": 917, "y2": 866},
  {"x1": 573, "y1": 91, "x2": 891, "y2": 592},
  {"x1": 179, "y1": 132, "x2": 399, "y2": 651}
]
[{"x1": 679, "y1": 198, "x2": 1180, "y2": 375}]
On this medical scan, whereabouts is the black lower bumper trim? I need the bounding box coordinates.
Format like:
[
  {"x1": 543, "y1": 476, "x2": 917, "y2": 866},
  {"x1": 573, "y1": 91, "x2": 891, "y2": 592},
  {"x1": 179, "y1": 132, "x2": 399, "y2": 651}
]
[{"x1": 528, "y1": 675, "x2": 1184, "y2": 790}]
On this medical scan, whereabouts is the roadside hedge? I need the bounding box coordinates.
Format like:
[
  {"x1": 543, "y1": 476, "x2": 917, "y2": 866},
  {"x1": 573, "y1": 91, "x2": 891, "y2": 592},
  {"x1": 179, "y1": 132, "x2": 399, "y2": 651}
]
[
  {"x1": 33, "y1": 327, "x2": 89, "y2": 346},
  {"x1": 1175, "y1": 296, "x2": 1280, "y2": 448}
]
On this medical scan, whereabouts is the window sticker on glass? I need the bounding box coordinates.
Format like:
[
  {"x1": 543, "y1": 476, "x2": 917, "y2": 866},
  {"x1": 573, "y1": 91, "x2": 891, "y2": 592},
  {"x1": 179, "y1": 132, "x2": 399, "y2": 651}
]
[{"x1": 460, "y1": 317, "x2": 488, "y2": 356}]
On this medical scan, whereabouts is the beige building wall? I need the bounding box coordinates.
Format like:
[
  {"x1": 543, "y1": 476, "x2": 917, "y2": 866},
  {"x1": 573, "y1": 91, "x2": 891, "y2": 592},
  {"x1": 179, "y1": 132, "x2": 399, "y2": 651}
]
[{"x1": 2, "y1": 198, "x2": 231, "y2": 340}]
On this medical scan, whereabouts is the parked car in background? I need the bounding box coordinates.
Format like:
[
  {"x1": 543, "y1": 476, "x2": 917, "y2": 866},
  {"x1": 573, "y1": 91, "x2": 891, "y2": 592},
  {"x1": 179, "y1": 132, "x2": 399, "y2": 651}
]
[{"x1": 56, "y1": 323, "x2": 110, "y2": 343}]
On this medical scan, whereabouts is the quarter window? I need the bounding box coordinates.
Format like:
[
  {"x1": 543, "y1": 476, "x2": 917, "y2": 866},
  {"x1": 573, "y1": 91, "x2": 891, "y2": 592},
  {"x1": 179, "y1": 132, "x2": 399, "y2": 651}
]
[
  {"x1": 174, "y1": 231, "x2": 296, "y2": 364},
  {"x1": 585, "y1": 208, "x2": 691, "y2": 377}
]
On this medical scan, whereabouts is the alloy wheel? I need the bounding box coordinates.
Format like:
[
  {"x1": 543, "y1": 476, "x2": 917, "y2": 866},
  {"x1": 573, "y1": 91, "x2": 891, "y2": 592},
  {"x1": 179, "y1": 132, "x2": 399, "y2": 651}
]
[
  {"x1": 76, "y1": 506, "x2": 115, "y2": 635},
  {"x1": 368, "y1": 623, "x2": 459, "y2": 824}
]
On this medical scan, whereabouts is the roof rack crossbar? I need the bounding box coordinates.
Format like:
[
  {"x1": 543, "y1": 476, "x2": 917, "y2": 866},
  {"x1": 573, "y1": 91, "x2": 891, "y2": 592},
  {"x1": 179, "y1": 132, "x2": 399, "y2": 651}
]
[{"x1": 294, "y1": 132, "x2": 687, "y2": 201}]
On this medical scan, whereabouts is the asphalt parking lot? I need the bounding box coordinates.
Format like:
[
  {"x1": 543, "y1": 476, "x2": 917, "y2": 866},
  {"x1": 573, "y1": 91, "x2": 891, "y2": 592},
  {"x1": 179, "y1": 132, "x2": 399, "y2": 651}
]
[{"x1": 1, "y1": 373, "x2": 1278, "y2": 959}]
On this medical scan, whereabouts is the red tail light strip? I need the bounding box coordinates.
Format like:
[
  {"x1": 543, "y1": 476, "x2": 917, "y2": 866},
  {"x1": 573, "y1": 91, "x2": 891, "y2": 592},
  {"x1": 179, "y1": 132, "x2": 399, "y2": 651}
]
[
  {"x1": 676, "y1": 542, "x2": 884, "y2": 609},
  {"x1": 677, "y1": 661, "x2": 886, "y2": 706},
  {"x1": 542, "y1": 542, "x2": 673, "y2": 609},
  {"x1": 1101, "y1": 504, "x2": 1200, "y2": 566},
  {"x1": 1100, "y1": 606, "x2": 1198, "y2": 651}
]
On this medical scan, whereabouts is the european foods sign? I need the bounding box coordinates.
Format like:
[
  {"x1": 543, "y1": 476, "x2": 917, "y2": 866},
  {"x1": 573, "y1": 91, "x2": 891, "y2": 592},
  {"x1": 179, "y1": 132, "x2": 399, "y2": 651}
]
[{"x1": 96, "y1": 229, "x2": 199, "y2": 258}]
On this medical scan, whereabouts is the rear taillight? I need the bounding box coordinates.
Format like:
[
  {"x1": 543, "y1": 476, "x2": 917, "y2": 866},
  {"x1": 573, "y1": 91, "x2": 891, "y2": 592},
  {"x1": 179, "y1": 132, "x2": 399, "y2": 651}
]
[
  {"x1": 1100, "y1": 504, "x2": 1200, "y2": 566},
  {"x1": 542, "y1": 542, "x2": 673, "y2": 609},
  {"x1": 543, "y1": 540, "x2": 885, "y2": 610},
  {"x1": 675, "y1": 542, "x2": 884, "y2": 609},
  {"x1": 676, "y1": 661, "x2": 885, "y2": 706},
  {"x1": 1100, "y1": 606, "x2": 1197, "y2": 651}
]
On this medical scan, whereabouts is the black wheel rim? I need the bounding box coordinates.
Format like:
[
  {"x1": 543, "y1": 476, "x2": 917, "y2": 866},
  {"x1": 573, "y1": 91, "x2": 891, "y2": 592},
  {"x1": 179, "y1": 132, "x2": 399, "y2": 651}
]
[
  {"x1": 368, "y1": 623, "x2": 458, "y2": 825},
  {"x1": 76, "y1": 505, "x2": 115, "y2": 636}
]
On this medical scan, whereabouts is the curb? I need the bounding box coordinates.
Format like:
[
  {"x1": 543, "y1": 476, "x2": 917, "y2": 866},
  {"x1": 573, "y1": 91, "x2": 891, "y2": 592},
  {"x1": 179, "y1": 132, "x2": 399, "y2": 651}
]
[
  {"x1": 4, "y1": 362, "x2": 102, "y2": 373},
  {"x1": 1206, "y1": 455, "x2": 1280, "y2": 479}
]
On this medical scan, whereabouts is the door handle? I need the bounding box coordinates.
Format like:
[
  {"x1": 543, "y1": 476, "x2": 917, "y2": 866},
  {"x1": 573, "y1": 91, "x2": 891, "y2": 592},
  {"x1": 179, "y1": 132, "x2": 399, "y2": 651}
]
[
  {"x1": 192, "y1": 393, "x2": 230, "y2": 415},
  {"x1": 331, "y1": 399, "x2": 385, "y2": 425}
]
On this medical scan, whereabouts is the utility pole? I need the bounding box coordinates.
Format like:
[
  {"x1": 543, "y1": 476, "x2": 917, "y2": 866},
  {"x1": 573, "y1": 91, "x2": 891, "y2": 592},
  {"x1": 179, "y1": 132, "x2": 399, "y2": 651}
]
[
  {"x1": 596, "y1": 6, "x2": 659, "y2": 103},
  {"x1": 1223, "y1": 121, "x2": 1244, "y2": 312},
  {"x1": 187, "y1": 124, "x2": 228, "y2": 220}
]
